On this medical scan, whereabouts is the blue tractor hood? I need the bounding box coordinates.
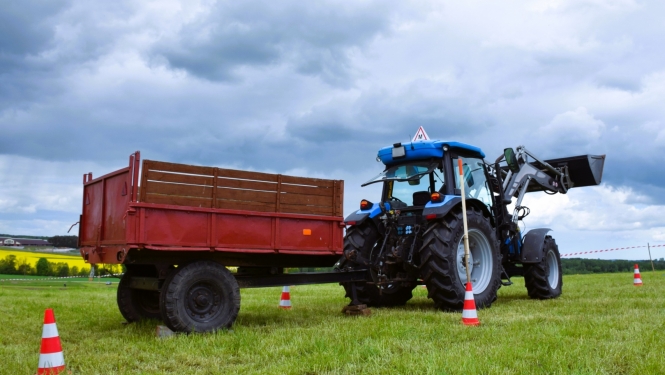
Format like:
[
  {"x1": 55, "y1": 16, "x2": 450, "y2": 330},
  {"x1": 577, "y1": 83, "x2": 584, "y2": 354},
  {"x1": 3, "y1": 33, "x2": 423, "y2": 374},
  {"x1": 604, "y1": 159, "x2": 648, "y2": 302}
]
[{"x1": 377, "y1": 140, "x2": 486, "y2": 165}]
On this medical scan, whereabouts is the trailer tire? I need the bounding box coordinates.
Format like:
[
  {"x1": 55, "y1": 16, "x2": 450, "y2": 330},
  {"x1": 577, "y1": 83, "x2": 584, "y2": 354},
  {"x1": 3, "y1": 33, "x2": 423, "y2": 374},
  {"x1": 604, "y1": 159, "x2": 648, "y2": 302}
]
[
  {"x1": 117, "y1": 270, "x2": 162, "y2": 322},
  {"x1": 419, "y1": 207, "x2": 501, "y2": 311},
  {"x1": 341, "y1": 224, "x2": 415, "y2": 307},
  {"x1": 160, "y1": 261, "x2": 240, "y2": 333},
  {"x1": 524, "y1": 236, "x2": 562, "y2": 299}
]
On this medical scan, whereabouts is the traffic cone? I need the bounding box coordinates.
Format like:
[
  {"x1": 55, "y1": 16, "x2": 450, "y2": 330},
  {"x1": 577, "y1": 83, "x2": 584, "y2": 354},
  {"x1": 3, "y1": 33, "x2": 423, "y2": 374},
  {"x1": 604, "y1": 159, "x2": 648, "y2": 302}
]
[
  {"x1": 633, "y1": 264, "x2": 643, "y2": 286},
  {"x1": 461, "y1": 282, "x2": 480, "y2": 326},
  {"x1": 279, "y1": 286, "x2": 291, "y2": 309},
  {"x1": 37, "y1": 308, "x2": 65, "y2": 374}
]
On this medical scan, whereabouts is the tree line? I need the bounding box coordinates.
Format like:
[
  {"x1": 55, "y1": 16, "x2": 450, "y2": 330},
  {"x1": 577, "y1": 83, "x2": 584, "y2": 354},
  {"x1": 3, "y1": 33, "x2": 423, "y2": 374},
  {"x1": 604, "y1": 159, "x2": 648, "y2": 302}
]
[
  {"x1": 291, "y1": 259, "x2": 665, "y2": 275},
  {"x1": 0, "y1": 255, "x2": 121, "y2": 277},
  {"x1": 561, "y1": 258, "x2": 665, "y2": 274},
  {"x1": 2, "y1": 254, "x2": 664, "y2": 277}
]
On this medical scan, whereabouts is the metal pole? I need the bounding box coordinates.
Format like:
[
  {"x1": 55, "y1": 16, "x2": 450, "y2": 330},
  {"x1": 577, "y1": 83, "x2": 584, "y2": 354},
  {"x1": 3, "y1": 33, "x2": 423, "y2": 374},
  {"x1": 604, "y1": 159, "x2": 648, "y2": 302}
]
[
  {"x1": 458, "y1": 158, "x2": 472, "y2": 283},
  {"x1": 648, "y1": 243, "x2": 655, "y2": 272}
]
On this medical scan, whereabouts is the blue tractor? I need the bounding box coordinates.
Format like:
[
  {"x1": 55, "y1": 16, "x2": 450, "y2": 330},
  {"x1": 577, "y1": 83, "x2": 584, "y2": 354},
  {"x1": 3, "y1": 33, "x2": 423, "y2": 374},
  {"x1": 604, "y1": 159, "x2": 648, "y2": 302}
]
[{"x1": 336, "y1": 139, "x2": 605, "y2": 310}]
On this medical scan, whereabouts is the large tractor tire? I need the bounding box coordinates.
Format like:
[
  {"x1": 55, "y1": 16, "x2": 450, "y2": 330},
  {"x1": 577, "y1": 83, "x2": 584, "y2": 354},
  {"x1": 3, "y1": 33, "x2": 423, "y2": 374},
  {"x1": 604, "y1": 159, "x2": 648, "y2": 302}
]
[
  {"x1": 160, "y1": 261, "x2": 240, "y2": 333},
  {"x1": 419, "y1": 207, "x2": 501, "y2": 311},
  {"x1": 341, "y1": 224, "x2": 416, "y2": 307},
  {"x1": 117, "y1": 270, "x2": 162, "y2": 322},
  {"x1": 524, "y1": 236, "x2": 563, "y2": 299}
]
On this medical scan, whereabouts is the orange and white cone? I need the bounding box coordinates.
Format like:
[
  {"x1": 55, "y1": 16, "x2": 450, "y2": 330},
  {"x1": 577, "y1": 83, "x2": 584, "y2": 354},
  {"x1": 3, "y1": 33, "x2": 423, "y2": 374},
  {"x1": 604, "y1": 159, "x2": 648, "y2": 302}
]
[
  {"x1": 37, "y1": 308, "x2": 65, "y2": 374},
  {"x1": 279, "y1": 286, "x2": 292, "y2": 309},
  {"x1": 461, "y1": 282, "x2": 480, "y2": 326},
  {"x1": 633, "y1": 264, "x2": 643, "y2": 286}
]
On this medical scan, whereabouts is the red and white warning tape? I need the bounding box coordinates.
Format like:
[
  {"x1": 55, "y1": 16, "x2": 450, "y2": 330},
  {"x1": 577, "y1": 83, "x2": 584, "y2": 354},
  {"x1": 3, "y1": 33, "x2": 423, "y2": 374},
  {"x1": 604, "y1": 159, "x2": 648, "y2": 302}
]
[{"x1": 560, "y1": 244, "x2": 665, "y2": 258}]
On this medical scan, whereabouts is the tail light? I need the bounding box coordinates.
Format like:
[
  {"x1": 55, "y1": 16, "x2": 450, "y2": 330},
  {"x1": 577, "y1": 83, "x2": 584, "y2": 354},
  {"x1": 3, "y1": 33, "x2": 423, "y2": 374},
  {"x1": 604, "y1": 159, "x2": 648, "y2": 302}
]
[
  {"x1": 430, "y1": 192, "x2": 443, "y2": 203},
  {"x1": 360, "y1": 199, "x2": 373, "y2": 210}
]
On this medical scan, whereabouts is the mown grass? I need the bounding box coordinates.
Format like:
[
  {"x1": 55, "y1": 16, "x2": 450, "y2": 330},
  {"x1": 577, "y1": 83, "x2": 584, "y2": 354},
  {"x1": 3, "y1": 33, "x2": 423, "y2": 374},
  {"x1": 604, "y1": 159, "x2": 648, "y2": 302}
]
[{"x1": 1, "y1": 272, "x2": 664, "y2": 375}]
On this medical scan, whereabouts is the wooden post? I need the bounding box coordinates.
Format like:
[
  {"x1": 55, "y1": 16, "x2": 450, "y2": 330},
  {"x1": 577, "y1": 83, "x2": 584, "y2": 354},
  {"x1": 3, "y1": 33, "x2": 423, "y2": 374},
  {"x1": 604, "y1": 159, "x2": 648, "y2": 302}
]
[
  {"x1": 276, "y1": 175, "x2": 282, "y2": 213},
  {"x1": 648, "y1": 243, "x2": 655, "y2": 272},
  {"x1": 458, "y1": 158, "x2": 471, "y2": 283}
]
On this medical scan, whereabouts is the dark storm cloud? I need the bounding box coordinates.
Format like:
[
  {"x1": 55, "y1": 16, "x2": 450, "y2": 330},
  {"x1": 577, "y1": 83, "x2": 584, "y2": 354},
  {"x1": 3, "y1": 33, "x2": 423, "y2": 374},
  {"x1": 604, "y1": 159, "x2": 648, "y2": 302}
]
[
  {"x1": 151, "y1": 0, "x2": 396, "y2": 86},
  {"x1": 0, "y1": 0, "x2": 143, "y2": 110},
  {"x1": 0, "y1": 1, "x2": 69, "y2": 60}
]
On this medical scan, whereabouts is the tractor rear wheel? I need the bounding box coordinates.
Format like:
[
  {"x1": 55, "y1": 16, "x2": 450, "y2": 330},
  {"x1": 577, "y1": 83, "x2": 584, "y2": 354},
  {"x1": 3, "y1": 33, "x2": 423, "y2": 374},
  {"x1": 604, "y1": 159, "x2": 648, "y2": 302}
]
[
  {"x1": 524, "y1": 236, "x2": 562, "y2": 299},
  {"x1": 419, "y1": 207, "x2": 501, "y2": 311},
  {"x1": 160, "y1": 261, "x2": 240, "y2": 333},
  {"x1": 341, "y1": 224, "x2": 415, "y2": 307},
  {"x1": 117, "y1": 270, "x2": 161, "y2": 322}
]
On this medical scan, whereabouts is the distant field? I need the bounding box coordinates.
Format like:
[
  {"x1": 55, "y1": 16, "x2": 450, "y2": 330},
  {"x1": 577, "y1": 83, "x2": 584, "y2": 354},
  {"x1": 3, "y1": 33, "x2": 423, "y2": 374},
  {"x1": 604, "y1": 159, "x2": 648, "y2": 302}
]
[
  {"x1": 0, "y1": 248, "x2": 88, "y2": 269},
  {"x1": 1, "y1": 271, "x2": 664, "y2": 374}
]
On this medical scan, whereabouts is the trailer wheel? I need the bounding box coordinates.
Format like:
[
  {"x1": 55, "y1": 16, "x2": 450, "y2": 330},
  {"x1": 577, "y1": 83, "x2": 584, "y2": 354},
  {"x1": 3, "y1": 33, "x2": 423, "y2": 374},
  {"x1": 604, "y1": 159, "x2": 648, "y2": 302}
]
[
  {"x1": 117, "y1": 270, "x2": 161, "y2": 322},
  {"x1": 524, "y1": 236, "x2": 563, "y2": 299},
  {"x1": 341, "y1": 224, "x2": 415, "y2": 306},
  {"x1": 419, "y1": 207, "x2": 501, "y2": 311},
  {"x1": 160, "y1": 261, "x2": 240, "y2": 333}
]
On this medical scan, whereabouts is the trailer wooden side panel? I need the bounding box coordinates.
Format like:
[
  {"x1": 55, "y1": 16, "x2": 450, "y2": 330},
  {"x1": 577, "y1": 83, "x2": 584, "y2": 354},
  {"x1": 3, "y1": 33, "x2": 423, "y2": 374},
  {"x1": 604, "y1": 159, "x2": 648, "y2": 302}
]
[{"x1": 139, "y1": 159, "x2": 343, "y2": 216}]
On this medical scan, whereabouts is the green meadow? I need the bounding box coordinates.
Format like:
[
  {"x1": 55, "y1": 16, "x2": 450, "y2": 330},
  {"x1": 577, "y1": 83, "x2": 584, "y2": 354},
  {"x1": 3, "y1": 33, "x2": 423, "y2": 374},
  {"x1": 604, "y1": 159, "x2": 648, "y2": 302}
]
[{"x1": 1, "y1": 272, "x2": 663, "y2": 374}]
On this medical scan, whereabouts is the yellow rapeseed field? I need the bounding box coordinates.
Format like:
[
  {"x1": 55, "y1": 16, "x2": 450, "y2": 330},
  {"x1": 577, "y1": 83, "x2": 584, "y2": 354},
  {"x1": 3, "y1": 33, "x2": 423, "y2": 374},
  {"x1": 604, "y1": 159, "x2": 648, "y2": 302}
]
[{"x1": 0, "y1": 248, "x2": 88, "y2": 269}]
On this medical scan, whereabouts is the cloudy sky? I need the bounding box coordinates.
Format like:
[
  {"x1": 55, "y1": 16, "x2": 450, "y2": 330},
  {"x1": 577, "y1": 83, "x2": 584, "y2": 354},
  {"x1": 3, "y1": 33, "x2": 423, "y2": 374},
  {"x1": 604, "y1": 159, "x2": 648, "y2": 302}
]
[{"x1": 2, "y1": 0, "x2": 664, "y2": 260}]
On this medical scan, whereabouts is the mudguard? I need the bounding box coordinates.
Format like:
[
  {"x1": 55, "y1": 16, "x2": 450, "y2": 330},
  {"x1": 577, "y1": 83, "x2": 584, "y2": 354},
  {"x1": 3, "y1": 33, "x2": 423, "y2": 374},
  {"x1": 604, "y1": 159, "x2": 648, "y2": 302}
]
[
  {"x1": 521, "y1": 228, "x2": 552, "y2": 263},
  {"x1": 344, "y1": 202, "x2": 388, "y2": 226},
  {"x1": 423, "y1": 196, "x2": 493, "y2": 224},
  {"x1": 344, "y1": 211, "x2": 372, "y2": 226}
]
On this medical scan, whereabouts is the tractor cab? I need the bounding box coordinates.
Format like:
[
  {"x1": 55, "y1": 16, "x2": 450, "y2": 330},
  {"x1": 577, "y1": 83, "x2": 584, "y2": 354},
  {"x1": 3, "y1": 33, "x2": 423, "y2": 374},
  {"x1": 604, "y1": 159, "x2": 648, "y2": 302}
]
[{"x1": 346, "y1": 139, "x2": 492, "y2": 225}]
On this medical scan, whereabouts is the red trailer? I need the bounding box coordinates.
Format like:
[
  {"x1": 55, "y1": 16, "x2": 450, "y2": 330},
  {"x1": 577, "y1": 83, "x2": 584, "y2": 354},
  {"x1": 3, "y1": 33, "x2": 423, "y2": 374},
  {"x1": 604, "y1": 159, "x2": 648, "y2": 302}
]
[{"x1": 79, "y1": 152, "x2": 363, "y2": 332}]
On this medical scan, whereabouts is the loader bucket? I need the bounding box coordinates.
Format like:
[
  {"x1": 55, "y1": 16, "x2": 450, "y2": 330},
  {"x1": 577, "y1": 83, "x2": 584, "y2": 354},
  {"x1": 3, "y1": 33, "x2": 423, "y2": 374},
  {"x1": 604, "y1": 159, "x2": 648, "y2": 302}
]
[{"x1": 534, "y1": 154, "x2": 606, "y2": 189}]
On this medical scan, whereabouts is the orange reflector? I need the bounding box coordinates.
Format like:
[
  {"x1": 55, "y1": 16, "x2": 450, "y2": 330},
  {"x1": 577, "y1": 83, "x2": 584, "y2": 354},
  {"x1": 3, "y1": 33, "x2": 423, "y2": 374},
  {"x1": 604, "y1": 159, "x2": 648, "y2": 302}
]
[
  {"x1": 303, "y1": 229, "x2": 312, "y2": 235},
  {"x1": 431, "y1": 192, "x2": 442, "y2": 203}
]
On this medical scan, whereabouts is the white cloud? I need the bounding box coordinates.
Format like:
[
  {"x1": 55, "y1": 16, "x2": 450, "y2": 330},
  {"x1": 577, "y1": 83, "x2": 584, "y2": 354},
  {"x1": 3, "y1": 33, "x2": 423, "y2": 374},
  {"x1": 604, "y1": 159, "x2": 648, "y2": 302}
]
[{"x1": 538, "y1": 107, "x2": 607, "y2": 146}]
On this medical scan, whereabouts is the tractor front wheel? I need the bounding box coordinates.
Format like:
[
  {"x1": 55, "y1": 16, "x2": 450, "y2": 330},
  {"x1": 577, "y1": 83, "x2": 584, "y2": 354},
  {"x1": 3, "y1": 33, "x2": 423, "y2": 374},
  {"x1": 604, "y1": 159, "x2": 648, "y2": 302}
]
[
  {"x1": 419, "y1": 207, "x2": 501, "y2": 311},
  {"x1": 524, "y1": 236, "x2": 563, "y2": 299}
]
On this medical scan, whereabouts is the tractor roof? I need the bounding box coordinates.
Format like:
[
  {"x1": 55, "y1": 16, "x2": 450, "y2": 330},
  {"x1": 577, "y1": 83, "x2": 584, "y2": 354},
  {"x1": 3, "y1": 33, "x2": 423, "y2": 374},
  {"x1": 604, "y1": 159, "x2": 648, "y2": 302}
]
[{"x1": 377, "y1": 140, "x2": 485, "y2": 166}]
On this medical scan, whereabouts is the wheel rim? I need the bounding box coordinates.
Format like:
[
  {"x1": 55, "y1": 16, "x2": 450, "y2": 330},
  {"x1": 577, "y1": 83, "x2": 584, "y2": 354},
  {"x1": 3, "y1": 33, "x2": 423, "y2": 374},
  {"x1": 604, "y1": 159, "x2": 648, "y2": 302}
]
[
  {"x1": 456, "y1": 228, "x2": 493, "y2": 293},
  {"x1": 135, "y1": 290, "x2": 160, "y2": 315},
  {"x1": 185, "y1": 282, "x2": 224, "y2": 323},
  {"x1": 546, "y1": 249, "x2": 560, "y2": 289}
]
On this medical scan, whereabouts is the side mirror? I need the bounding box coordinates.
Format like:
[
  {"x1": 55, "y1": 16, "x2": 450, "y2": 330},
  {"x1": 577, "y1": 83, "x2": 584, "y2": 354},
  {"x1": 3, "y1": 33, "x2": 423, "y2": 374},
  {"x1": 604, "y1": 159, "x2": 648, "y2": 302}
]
[{"x1": 504, "y1": 148, "x2": 520, "y2": 173}]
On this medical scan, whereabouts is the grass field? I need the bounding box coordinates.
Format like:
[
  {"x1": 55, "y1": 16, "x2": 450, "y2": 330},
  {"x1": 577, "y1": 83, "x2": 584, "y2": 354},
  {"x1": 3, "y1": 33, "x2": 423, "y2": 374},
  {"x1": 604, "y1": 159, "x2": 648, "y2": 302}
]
[
  {"x1": 0, "y1": 248, "x2": 88, "y2": 269},
  {"x1": 1, "y1": 272, "x2": 664, "y2": 375}
]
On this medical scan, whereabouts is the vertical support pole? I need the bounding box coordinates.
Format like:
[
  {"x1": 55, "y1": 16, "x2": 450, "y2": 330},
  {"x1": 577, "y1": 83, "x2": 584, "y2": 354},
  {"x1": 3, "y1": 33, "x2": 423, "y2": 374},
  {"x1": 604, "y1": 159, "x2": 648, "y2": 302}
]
[
  {"x1": 458, "y1": 158, "x2": 471, "y2": 283},
  {"x1": 211, "y1": 168, "x2": 218, "y2": 209},
  {"x1": 648, "y1": 243, "x2": 655, "y2": 272},
  {"x1": 139, "y1": 160, "x2": 149, "y2": 203},
  {"x1": 131, "y1": 151, "x2": 141, "y2": 202},
  {"x1": 276, "y1": 175, "x2": 282, "y2": 213},
  {"x1": 332, "y1": 180, "x2": 338, "y2": 217},
  {"x1": 99, "y1": 179, "x2": 106, "y2": 246}
]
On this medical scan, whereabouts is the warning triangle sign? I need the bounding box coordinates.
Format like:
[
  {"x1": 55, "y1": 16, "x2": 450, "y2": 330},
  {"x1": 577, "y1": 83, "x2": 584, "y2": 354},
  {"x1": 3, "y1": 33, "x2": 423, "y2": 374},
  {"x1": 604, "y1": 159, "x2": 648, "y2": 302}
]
[{"x1": 412, "y1": 126, "x2": 430, "y2": 142}]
